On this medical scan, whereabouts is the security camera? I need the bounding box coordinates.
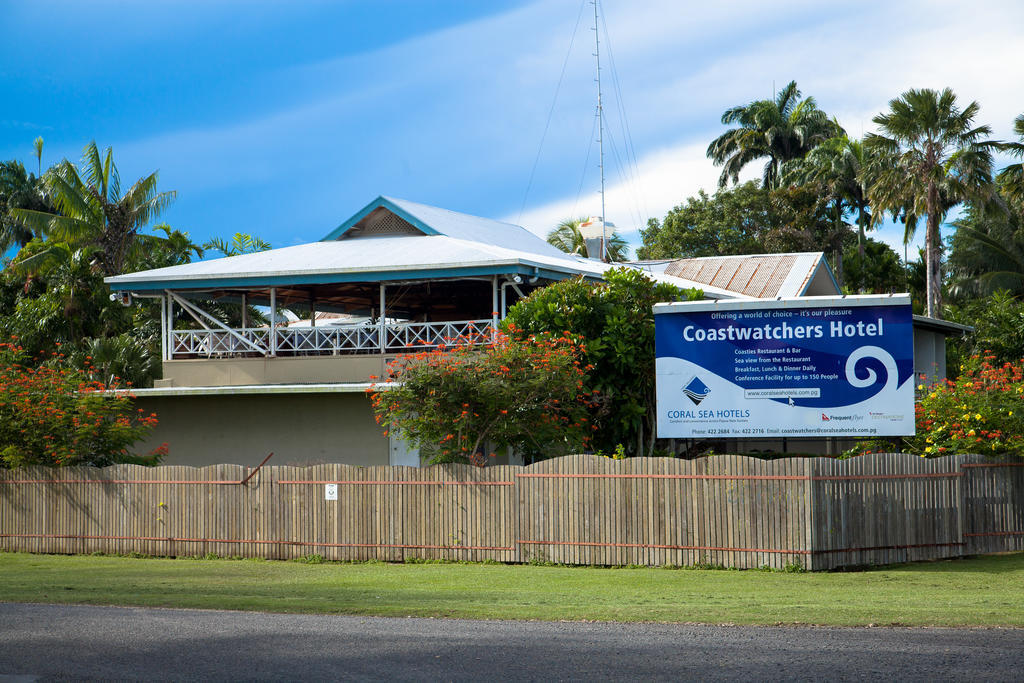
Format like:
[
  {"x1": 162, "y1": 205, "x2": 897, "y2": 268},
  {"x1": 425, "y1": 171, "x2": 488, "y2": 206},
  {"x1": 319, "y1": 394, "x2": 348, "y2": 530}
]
[
  {"x1": 109, "y1": 292, "x2": 132, "y2": 307},
  {"x1": 512, "y1": 274, "x2": 523, "y2": 284}
]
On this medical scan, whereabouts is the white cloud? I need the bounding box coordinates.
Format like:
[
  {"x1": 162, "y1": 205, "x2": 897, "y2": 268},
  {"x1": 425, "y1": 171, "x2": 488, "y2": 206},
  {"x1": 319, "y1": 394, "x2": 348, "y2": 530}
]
[
  {"x1": 510, "y1": 0, "x2": 1023, "y2": 262},
  {"x1": 512, "y1": 140, "x2": 729, "y2": 237},
  {"x1": 95, "y1": 0, "x2": 1023, "y2": 258}
]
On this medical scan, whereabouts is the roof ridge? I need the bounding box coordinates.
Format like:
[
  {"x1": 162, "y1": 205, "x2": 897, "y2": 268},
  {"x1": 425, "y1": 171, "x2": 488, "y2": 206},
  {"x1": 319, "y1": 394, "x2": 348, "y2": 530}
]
[{"x1": 383, "y1": 195, "x2": 531, "y2": 230}]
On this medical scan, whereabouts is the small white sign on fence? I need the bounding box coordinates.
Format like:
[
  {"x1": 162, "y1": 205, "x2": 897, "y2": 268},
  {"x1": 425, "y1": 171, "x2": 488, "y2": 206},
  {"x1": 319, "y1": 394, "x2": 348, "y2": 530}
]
[{"x1": 324, "y1": 484, "x2": 338, "y2": 501}]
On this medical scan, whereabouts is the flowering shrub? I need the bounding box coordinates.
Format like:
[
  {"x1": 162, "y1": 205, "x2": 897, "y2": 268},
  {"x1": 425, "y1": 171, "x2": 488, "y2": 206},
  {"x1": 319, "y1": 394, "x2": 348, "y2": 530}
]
[
  {"x1": 0, "y1": 338, "x2": 165, "y2": 467},
  {"x1": 843, "y1": 354, "x2": 1024, "y2": 459},
  {"x1": 502, "y1": 267, "x2": 701, "y2": 457},
  {"x1": 369, "y1": 332, "x2": 601, "y2": 465},
  {"x1": 902, "y1": 354, "x2": 1024, "y2": 458}
]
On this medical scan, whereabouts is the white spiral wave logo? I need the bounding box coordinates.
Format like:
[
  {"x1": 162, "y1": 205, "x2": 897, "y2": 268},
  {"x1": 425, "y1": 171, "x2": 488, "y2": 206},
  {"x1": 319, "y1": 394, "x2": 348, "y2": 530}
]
[{"x1": 845, "y1": 345, "x2": 898, "y2": 394}]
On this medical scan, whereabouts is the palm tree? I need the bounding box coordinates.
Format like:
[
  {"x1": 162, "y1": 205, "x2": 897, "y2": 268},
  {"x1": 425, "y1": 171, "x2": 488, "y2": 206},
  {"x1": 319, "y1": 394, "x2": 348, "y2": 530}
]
[
  {"x1": 4, "y1": 240, "x2": 110, "y2": 345},
  {"x1": 33, "y1": 137, "x2": 44, "y2": 176},
  {"x1": 783, "y1": 134, "x2": 875, "y2": 290},
  {"x1": 546, "y1": 217, "x2": 628, "y2": 261},
  {"x1": 865, "y1": 88, "x2": 995, "y2": 318},
  {"x1": 12, "y1": 141, "x2": 176, "y2": 275},
  {"x1": 947, "y1": 196, "x2": 1024, "y2": 298},
  {"x1": 6, "y1": 239, "x2": 91, "y2": 278},
  {"x1": 0, "y1": 160, "x2": 50, "y2": 253},
  {"x1": 70, "y1": 333, "x2": 161, "y2": 388},
  {"x1": 204, "y1": 232, "x2": 272, "y2": 257},
  {"x1": 135, "y1": 224, "x2": 205, "y2": 270},
  {"x1": 996, "y1": 114, "x2": 1024, "y2": 207},
  {"x1": 707, "y1": 81, "x2": 844, "y2": 189}
]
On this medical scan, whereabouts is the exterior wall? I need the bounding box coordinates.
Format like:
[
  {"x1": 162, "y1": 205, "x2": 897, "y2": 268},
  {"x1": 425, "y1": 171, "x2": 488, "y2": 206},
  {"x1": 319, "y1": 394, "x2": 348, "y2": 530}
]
[
  {"x1": 160, "y1": 354, "x2": 394, "y2": 387},
  {"x1": 913, "y1": 328, "x2": 947, "y2": 382},
  {"x1": 135, "y1": 393, "x2": 389, "y2": 467}
]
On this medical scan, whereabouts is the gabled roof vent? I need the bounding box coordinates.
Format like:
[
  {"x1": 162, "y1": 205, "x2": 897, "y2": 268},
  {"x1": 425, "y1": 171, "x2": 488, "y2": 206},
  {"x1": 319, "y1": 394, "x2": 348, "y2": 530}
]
[{"x1": 338, "y1": 207, "x2": 423, "y2": 239}]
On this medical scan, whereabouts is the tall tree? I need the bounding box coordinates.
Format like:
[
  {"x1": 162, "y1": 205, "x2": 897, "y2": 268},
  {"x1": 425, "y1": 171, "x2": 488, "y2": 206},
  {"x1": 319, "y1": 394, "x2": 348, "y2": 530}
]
[
  {"x1": 865, "y1": 88, "x2": 995, "y2": 318},
  {"x1": 0, "y1": 160, "x2": 50, "y2": 253},
  {"x1": 783, "y1": 135, "x2": 874, "y2": 290},
  {"x1": 637, "y1": 181, "x2": 854, "y2": 282},
  {"x1": 546, "y1": 217, "x2": 628, "y2": 262},
  {"x1": 996, "y1": 113, "x2": 1024, "y2": 208},
  {"x1": 12, "y1": 141, "x2": 176, "y2": 275},
  {"x1": 947, "y1": 193, "x2": 1024, "y2": 299},
  {"x1": 32, "y1": 137, "x2": 44, "y2": 176},
  {"x1": 761, "y1": 183, "x2": 853, "y2": 286},
  {"x1": 638, "y1": 182, "x2": 770, "y2": 260},
  {"x1": 842, "y1": 237, "x2": 906, "y2": 295},
  {"x1": 707, "y1": 80, "x2": 843, "y2": 189}
]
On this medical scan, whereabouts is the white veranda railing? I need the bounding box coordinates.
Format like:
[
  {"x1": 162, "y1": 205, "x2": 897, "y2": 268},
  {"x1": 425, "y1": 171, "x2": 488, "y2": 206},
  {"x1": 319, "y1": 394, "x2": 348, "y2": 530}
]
[{"x1": 170, "y1": 319, "x2": 495, "y2": 358}]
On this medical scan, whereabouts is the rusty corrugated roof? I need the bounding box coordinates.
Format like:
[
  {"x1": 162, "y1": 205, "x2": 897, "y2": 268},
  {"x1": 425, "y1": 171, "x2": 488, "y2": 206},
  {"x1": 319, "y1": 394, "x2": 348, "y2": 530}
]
[{"x1": 664, "y1": 253, "x2": 817, "y2": 298}]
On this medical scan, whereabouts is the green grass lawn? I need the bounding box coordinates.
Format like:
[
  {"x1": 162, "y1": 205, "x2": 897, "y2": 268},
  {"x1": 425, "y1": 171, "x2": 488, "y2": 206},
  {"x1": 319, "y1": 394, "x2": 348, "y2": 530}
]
[{"x1": 1, "y1": 551, "x2": 1022, "y2": 626}]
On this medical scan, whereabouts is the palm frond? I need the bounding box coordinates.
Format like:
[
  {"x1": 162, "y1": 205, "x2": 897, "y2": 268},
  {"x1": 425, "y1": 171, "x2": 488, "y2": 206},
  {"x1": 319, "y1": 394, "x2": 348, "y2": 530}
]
[
  {"x1": 45, "y1": 163, "x2": 101, "y2": 223},
  {"x1": 107, "y1": 149, "x2": 121, "y2": 201},
  {"x1": 546, "y1": 218, "x2": 586, "y2": 255},
  {"x1": 82, "y1": 141, "x2": 108, "y2": 200},
  {"x1": 708, "y1": 80, "x2": 838, "y2": 189},
  {"x1": 120, "y1": 172, "x2": 175, "y2": 228},
  {"x1": 997, "y1": 164, "x2": 1024, "y2": 205},
  {"x1": 7, "y1": 241, "x2": 73, "y2": 276}
]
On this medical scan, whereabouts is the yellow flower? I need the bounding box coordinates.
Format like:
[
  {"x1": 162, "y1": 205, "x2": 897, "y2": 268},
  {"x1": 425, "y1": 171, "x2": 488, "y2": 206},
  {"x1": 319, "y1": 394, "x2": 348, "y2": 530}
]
[
  {"x1": 968, "y1": 429, "x2": 976, "y2": 436},
  {"x1": 924, "y1": 446, "x2": 933, "y2": 453},
  {"x1": 975, "y1": 413, "x2": 982, "y2": 421}
]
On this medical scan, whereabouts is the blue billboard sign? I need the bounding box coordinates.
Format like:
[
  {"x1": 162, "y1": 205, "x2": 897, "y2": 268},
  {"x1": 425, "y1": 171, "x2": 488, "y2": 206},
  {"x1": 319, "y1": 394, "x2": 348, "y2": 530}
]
[{"x1": 654, "y1": 296, "x2": 915, "y2": 438}]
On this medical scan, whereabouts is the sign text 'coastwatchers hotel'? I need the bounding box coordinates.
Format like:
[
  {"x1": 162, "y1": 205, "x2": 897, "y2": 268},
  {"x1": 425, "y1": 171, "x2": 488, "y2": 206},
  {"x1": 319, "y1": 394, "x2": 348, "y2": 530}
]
[{"x1": 653, "y1": 295, "x2": 916, "y2": 439}]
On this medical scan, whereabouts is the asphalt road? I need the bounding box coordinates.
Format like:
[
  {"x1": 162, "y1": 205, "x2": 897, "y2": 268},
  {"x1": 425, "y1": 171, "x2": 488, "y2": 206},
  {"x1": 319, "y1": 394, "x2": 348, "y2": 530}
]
[{"x1": 1, "y1": 602, "x2": 1022, "y2": 681}]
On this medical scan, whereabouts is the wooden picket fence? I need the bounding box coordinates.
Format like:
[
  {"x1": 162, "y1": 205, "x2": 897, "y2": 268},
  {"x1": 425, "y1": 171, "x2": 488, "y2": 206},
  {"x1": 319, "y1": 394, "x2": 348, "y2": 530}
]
[{"x1": 0, "y1": 453, "x2": 1021, "y2": 570}]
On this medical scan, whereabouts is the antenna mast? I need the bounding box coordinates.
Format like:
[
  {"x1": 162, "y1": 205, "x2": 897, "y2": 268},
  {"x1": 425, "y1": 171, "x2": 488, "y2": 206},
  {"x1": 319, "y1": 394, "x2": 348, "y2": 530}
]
[{"x1": 592, "y1": 0, "x2": 606, "y2": 262}]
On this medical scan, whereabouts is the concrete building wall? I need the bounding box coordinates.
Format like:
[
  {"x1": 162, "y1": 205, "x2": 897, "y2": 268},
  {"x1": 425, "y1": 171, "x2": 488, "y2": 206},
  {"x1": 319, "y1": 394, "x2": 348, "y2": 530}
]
[
  {"x1": 914, "y1": 328, "x2": 947, "y2": 383},
  {"x1": 134, "y1": 393, "x2": 389, "y2": 467}
]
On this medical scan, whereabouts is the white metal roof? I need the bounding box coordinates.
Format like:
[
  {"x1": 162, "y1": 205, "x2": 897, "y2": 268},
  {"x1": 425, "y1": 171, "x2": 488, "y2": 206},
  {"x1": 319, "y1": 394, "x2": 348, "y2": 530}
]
[
  {"x1": 346, "y1": 196, "x2": 572, "y2": 259},
  {"x1": 107, "y1": 235, "x2": 544, "y2": 285},
  {"x1": 106, "y1": 196, "x2": 741, "y2": 298}
]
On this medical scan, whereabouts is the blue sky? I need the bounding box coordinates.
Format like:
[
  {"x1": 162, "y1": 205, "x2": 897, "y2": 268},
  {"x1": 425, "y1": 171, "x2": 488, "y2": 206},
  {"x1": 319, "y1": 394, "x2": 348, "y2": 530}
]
[{"x1": 2, "y1": 0, "x2": 1022, "y2": 260}]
